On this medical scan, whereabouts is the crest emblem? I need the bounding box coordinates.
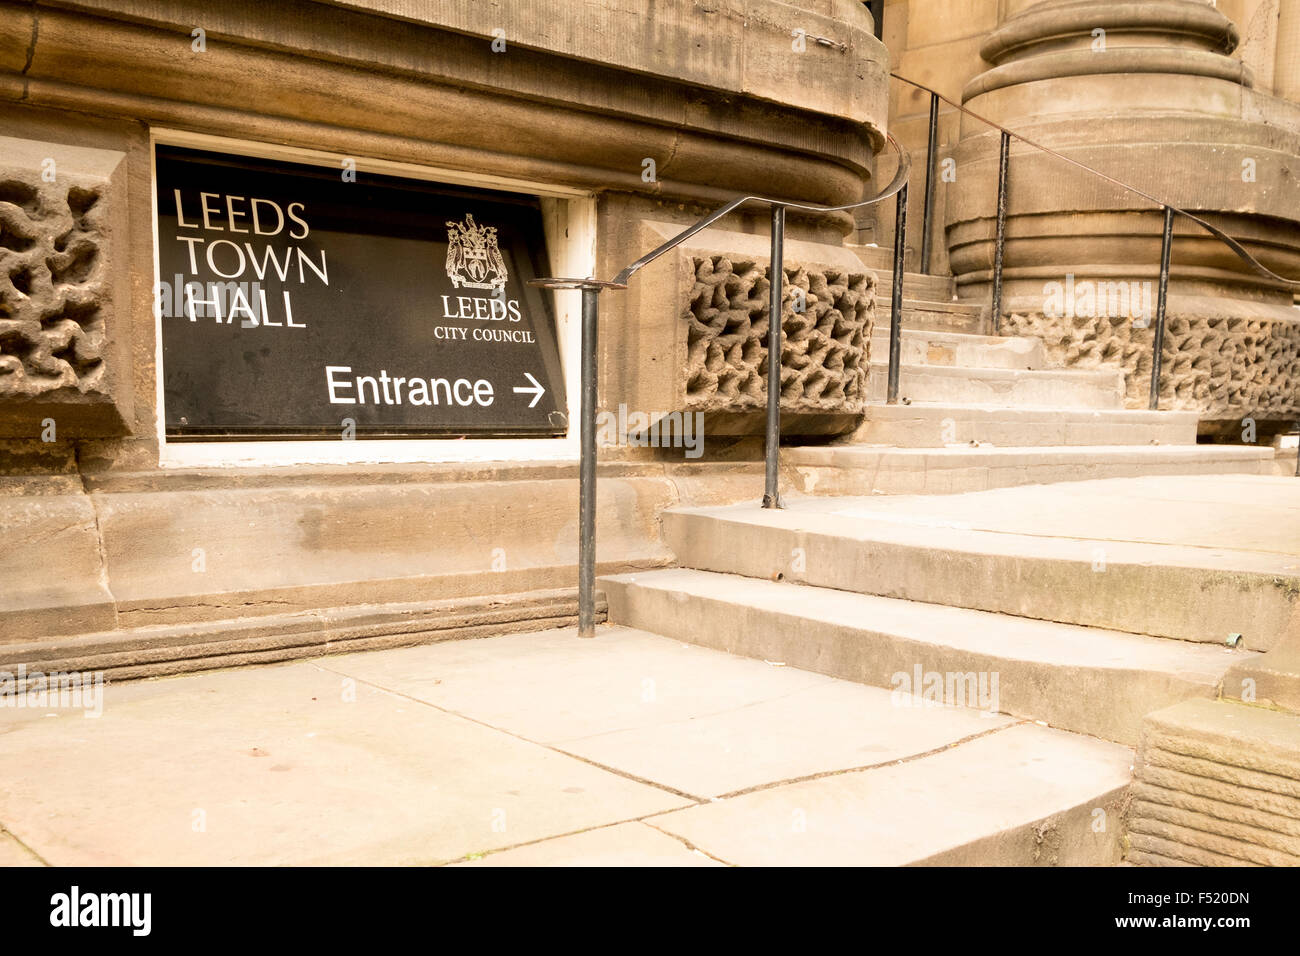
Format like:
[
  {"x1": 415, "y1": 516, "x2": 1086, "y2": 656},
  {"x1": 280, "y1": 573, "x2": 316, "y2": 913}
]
[{"x1": 445, "y1": 214, "x2": 508, "y2": 291}]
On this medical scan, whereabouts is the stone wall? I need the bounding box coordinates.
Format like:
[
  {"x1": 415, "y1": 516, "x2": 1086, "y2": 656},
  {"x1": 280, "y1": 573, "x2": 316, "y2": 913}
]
[
  {"x1": 0, "y1": 0, "x2": 889, "y2": 469},
  {"x1": 869, "y1": 0, "x2": 996, "y2": 263},
  {"x1": 1005, "y1": 302, "x2": 1300, "y2": 423},
  {"x1": 0, "y1": 0, "x2": 889, "y2": 667},
  {"x1": 0, "y1": 459, "x2": 771, "y2": 678}
]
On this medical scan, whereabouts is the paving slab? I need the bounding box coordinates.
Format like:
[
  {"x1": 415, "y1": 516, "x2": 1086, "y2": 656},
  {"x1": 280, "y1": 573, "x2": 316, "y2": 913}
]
[
  {"x1": 452, "y1": 821, "x2": 724, "y2": 867},
  {"x1": 649, "y1": 723, "x2": 1132, "y2": 866},
  {"x1": 319, "y1": 626, "x2": 837, "y2": 745},
  {"x1": 0, "y1": 831, "x2": 43, "y2": 867},
  {"x1": 323, "y1": 627, "x2": 1010, "y2": 798},
  {"x1": 0, "y1": 660, "x2": 687, "y2": 866},
  {"x1": 557, "y1": 677, "x2": 1012, "y2": 798},
  {"x1": 0, "y1": 625, "x2": 1135, "y2": 866}
]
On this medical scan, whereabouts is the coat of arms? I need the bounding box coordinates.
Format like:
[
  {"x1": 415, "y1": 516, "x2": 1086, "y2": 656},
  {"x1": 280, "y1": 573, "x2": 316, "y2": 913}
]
[{"x1": 445, "y1": 214, "x2": 508, "y2": 291}]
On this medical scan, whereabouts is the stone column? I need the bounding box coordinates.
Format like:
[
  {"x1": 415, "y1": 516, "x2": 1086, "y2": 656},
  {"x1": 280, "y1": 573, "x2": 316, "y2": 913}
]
[
  {"x1": 949, "y1": 0, "x2": 1300, "y2": 431},
  {"x1": 1278, "y1": 0, "x2": 1300, "y2": 102}
]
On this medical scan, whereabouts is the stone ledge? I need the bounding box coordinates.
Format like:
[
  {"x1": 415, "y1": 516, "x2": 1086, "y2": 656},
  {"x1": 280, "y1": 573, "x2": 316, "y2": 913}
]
[
  {"x1": 312, "y1": 0, "x2": 887, "y2": 125},
  {"x1": 979, "y1": 0, "x2": 1240, "y2": 66},
  {"x1": 0, "y1": 461, "x2": 764, "y2": 656},
  {"x1": 1, "y1": 1, "x2": 879, "y2": 206},
  {"x1": 964, "y1": 49, "x2": 1253, "y2": 101},
  {"x1": 0, "y1": 587, "x2": 607, "y2": 684}
]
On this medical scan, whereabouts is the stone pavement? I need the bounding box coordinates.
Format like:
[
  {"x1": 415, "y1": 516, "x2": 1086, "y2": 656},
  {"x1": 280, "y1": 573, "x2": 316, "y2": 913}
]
[{"x1": 0, "y1": 626, "x2": 1129, "y2": 866}]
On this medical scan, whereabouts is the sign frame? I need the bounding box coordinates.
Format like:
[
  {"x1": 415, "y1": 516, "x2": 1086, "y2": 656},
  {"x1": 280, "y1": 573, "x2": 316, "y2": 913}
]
[{"x1": 148, "y1": 129, "x2": 596, "y2": 468}]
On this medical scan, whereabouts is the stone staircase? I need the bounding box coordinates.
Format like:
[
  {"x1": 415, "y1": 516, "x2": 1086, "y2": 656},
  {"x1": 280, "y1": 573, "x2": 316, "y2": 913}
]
[
  {"x1": 576, "y1": 255, "x2": 1295, "y2": 866},
  {"x1": 600, "y1": 474, "x2": 1300, "y2": 865},
  {"x1": 801, "y1": 247, "x2": 1278, "y2": 495}
]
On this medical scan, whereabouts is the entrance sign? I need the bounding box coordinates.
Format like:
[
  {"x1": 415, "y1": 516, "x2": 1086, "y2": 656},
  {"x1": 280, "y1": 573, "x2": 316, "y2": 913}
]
[{"x1": 154, "y1": 145, "x2": 567, "y2": 438}]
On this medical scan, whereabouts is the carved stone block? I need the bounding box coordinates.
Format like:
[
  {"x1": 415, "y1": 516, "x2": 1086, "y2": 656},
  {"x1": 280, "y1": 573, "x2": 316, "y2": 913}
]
[
  {"x1": 684, "y1": 255, "x2": 871, "y2": 413},
  {"x1": 1004, "y1": 305, "x2": 1300, "y2": 423},
  {"x1": 610, "y1": 219, "x2": 874, "y2": 437},
  {"x1": 0, "y1": 135, "x2": 131, "y2": 437}
]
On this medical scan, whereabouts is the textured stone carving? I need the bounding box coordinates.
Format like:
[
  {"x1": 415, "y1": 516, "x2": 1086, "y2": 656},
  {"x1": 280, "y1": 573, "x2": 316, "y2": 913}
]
[
  {"x1": 1004, "y1": 309, "x2": 1300, "y2": 420},
  {"x1": 0, "y1": 175, "x2": 107, "y2": 398},
  {"x1": 684, "y1": 255, "x2": 873, "y2": 413}
]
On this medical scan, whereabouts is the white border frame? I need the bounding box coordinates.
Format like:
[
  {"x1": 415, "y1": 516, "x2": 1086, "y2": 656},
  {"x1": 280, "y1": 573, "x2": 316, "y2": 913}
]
[{"x1": 149, "y1": 129, "x2": 595, "y2": 468}]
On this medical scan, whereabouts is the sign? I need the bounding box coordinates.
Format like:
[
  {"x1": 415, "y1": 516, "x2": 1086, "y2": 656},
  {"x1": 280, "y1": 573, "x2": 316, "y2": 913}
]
[{"x1": 154, "y1": 145, "x2": 567, "y2": 438}]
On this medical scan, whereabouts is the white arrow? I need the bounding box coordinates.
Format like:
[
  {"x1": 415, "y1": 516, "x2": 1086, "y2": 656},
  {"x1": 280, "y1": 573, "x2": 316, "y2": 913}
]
[{"x1": 513, "y1": 372, "x2": 545, "y2": 408}]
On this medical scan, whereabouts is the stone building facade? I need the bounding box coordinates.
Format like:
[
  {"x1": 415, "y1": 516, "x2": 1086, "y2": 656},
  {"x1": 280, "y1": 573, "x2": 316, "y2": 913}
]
[
  {"x1": 0, "y1": 0, "x2": 890, "y2": 671},
  {"x1": 880, "y1": 0, "x2": 1300, "y2": 430},
  {"x1": 2, "y1": 0, "x2": 1299, "y2": 676}
]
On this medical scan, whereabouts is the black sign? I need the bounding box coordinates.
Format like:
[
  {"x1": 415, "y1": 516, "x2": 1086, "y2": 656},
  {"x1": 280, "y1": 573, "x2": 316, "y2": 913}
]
[{"x1": 154, "y1": 145, "x2": 567, "y2": 438}]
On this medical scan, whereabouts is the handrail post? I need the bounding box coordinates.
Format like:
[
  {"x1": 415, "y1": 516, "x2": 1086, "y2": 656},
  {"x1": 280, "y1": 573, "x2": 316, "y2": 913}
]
[
  {"x1": 528, "y1": 276, "x2": 626, "y2": 639},
  {"x1": 763, "y1": 205, "x2": 785, "y2": 509},
  {"x1": 887, "y1": 181, "x2": 908, "y2": 404},
  {"x1": 529, "y1": 134, "x2": 909, "y2": 634},
  {"x1": 1149, "y1": 205, "x2": 1175, "y2": 411},
  {"x1": 920, "y1": 92, "x2": 939, "y2": 276},
  {"x1": 577, "y1": 284, "x2": 600, "y2": 636},
  {"x1": 991, "y1": 130, "x2": 1010, "y2": 336}
]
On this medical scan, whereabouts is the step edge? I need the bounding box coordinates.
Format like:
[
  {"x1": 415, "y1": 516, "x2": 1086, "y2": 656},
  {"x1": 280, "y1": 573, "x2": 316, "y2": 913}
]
[{"x1": 602, "y1": 568, "x2": 1250, "y2": 678}]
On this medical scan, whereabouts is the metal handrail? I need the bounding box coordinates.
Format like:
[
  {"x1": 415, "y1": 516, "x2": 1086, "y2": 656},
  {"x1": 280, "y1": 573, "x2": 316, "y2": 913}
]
[
  {"x1": 613, "y1": 136, "x2": 913, "y2": 286},
  {"x1": 893, "y1": 72, "x2": 1300, "y2": 292},
  {"x1": 892, "y1": 71, "x2": 1300, "y2": 408},
  {"x1": 540, "y1": 67, "x2": 1300, "y2": 639},
  {"x1": 531, "y1": 134, "x2": 912, "y2": 637}
]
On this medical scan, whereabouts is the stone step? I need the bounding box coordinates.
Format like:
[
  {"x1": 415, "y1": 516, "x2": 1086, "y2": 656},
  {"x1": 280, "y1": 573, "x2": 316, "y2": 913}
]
[
  {"x1": 1269, "y1": 447, "x2": 1299, "y2": 477},
  {"x1": 874, "y1": 282, "x2": 959, "y2": 305},
  {"x1": 867, "y1": 362, "x2": 1125, "y2": 409},
  {"x1": 888, "y1": 299, "x2": 989, "y2": 334},
  {"x1": 784, "y1": 444, "x2": 1275, "y2": 496},
  {"x1": 659, "y1": 477, "x2": 1300, "y2": 651},
  {"x1": 602, "y1": 567, "x2": 1249, "y2": 744},
  {"x1": 1128, "y1": 699, "x2": 1300, "y2": 866},
  {"x1": 850, "y1": 402, "x2": 1200, "y2": 447},
  {"x1": 850, "y1": 245, "x2": 956, "y2": 302},
  {"x1": 646, "y1": 720, "x2": 1131, "y2": 865},
  {"x1": 868, "y1": 327, "x2": 1047, "y2": 370}
]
